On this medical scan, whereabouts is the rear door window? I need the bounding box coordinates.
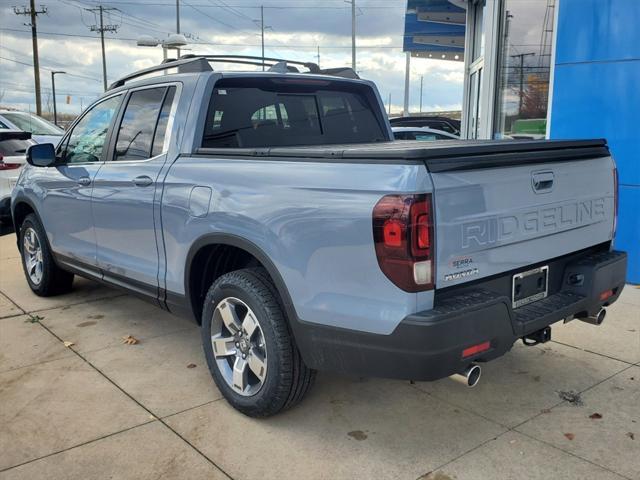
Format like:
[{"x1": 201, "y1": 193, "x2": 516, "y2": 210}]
[
  {"x1": 114, "y1": 87, "x2": 168, "y2": 161},
  {"x1": 202, "y1": 78, "x2": 386, "y2": 148}
]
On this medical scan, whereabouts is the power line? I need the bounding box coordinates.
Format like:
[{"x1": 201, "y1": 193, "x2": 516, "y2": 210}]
[
  {"x1": 85, "y1": 5, "x2": 119, "y2": 90},
  {"x1": 0, "y1": 54, "x2": 103, "y2": 83},
  {"x1": 13, "y1": 1, "x2": 47, "y2": 115},
  {"x1": 58, "y1": 1, "x2": 405, "y2": 8},
  {"x1": 1, "y1": 27, "x2": 407, "y2": 49}
]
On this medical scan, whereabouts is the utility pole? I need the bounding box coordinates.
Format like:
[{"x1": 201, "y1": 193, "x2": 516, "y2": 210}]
[
  {"x1": 14, "y1": 1, "x2": 47, "y2": 116},
  {"x1": 260, "y1": 5, "x2": 265, "y2": 71},
  {"x1": 176, "y1": 0, "x2": 181, "y2": 57},
  {"x1": 419, "y1": 75, "x2": 423, "y2": 113},
  {"x1": 317, "y1": 45, "x2": 320, "y2": 68},
  {"x1": 86, "y1": 5, "x2": 118, "y2": 91},
  {"x1": 403, "y1": 51, "x2": 410, "y2": 116},
  {"x1": 350, "y1": 0, "x2": 356, "y2": 70},
  {"x1": 510, "y1": 52, "x2": 535, "y2": 114},
  {"x1": 51, "y1": 71, "x2": 65, "y2": 126}
]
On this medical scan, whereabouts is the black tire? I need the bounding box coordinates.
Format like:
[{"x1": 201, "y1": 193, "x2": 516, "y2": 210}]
[
  {"x1": 19, "y1": 213, "x2": 74, "y2": 296},
  {"x1": 201, "y1": 267, "x2": 316, "y2": 417}
]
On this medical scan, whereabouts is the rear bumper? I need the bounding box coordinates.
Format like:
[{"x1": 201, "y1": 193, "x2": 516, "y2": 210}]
[{"x1": 294, "y1": 249, "x2": 627, "y2": 381}]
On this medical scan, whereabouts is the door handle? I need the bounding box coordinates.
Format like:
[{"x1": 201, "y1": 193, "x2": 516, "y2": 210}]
[
  {"x1": 77, "y1": 177, "x2": 91, "y2": 186},
  {"x1": 132, "y1": 175, "x2": 153, "y2": 187},
  {"x1": 532, "y1": 172, "x2": 554, "y2": 192}
]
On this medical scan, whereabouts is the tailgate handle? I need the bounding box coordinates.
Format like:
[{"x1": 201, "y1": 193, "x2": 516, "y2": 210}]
[{"x1": 532, "y1": 171, "x2": 554, "y2": 192}]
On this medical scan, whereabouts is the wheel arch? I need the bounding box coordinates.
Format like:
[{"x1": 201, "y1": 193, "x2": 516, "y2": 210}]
[
  {"x1": 11, "y1": 197, "x2": 42, "y2": 246},
  {"x1": 183, "y1": 233, "x2": 299, "y2": 329}
]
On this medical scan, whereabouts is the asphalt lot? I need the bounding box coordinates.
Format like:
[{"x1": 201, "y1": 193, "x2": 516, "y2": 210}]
[{"x1": 0, "y1": 232, "x2": 638, "y2": 480}]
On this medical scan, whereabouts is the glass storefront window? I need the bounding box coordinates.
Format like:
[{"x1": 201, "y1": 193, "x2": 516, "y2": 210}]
[
  {"x1": 493, "y1": 0, "x2": 555, "y2": 139},
  {"x1": 472, "y1": 0, "x2": 486, "y2": 62}
]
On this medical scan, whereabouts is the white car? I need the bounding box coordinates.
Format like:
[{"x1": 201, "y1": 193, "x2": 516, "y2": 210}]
[
  {"x1": 0, "y1": 110, "x2": 64, "y2": 145},
  {"x1": 0, "y1": 130, "x2": 34, "y2": 222},
  {"x1": 392, "y1": 126, "x2": 459, "y2": 141}
]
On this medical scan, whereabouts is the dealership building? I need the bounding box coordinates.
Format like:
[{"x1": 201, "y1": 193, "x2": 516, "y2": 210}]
[{"x1": 404, "y1": 0, "x2": 639, "y2": 283}]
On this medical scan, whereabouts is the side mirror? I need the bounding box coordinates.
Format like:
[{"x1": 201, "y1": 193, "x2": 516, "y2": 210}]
[{"x1": 27, "y1": 143, "x2": 56, "y2": 167}]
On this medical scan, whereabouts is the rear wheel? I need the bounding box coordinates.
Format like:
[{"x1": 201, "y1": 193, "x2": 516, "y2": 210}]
[
  {"x1": 19, "y1": 214, "x2": 74, "y2": 296},
  {"x1": 201, "y1": 267, "x2": 315, "y2": 417}
]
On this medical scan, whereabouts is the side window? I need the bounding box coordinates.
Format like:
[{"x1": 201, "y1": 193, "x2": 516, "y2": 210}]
[
  {"x1": 114, "y1": 87, "x2": 166, "y2": 161},
  {"x1": 415, "y1": 133, "x2": 437, "y2": 141},
  {"x1": 251, "y1": 103, "x2": 289, "y2": 128},
  {"x1": 61, "y1": 95, "x2": 122, "y2": 164}
]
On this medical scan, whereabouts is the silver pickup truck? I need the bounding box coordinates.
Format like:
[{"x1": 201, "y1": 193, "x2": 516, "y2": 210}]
[{"x1": 12, "y1": 56, "x2": 627, "y2": 417}]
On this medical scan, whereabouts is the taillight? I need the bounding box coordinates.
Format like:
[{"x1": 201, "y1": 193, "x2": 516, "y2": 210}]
[
  {"x1": 372, "y1": 193, "x2": 434, "y2": 292},
  {"x1": 613, "y1": 165, "x2": 619, "y2": 238},
  {"x1": 0, "y1": 157, "x2": 21, "y2": 171}
]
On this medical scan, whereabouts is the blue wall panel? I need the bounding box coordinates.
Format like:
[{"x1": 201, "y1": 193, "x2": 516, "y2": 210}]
[
  {"x1": 550, "y1": 61, "x2": 640, "y2": 185},
  {"x1": 616, "y1": 186, "x2": 640, "y2": 283},
  {"x1": 550, "y1": 0, "x2": 640, "y2": 283},
  {"x1": 555, "y1": 0, "x2": 640, "y2": 64}
]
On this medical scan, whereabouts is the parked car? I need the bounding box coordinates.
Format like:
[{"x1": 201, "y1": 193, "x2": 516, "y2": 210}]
[
  {"x1": 389, "y1": 115, "x2": 461, "y2": 135},
  {"x1": 0, "y1": 110, "x2": 64, "y2": 145},
  {"x1": 392, "y1": 126, "x2": 459, "y2": 141},
  {"x1": 0, "y1": 130, "x2": 33, "y2": 222},
  {"x1": 11, "y1": 56, "x2": 627, "y2": 417}
]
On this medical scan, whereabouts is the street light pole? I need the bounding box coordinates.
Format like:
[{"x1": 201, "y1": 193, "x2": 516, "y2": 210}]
[
  {"x1": 176, "y1": 0, "x2": 181, "y2": 57},
  {"x1": 351, "y1": 0, "x2": 356, "y2": 70},
  {"x1": 261, "y1": 5, "x2": 265, "y2": 71},
  {"x1": 419, "y1": 75, "x2": 423, "y2": 113},
  {"x1": 51, "y1": 70, "x2": 65, "y2": 126},
  {"x1": 403, "y1": 51, "x2": 411, "y2": 116}
]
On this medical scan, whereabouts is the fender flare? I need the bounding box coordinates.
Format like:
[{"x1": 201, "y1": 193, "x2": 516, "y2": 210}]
[
  {"x1": 10, "y1": 195, "x2": 43, "y2": 242},
  {"x1": 183, "y1": 232, "x2": 300, "y2": 326}
]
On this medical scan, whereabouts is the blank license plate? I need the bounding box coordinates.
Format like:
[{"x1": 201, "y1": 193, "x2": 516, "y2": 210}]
[{"x1": 512, "y1": 266, "x2": 548, "y2": 308}]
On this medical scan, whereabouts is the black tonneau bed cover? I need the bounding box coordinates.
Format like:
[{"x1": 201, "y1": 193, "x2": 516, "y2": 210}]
[{"x1": 197, "y1": 139, "x2": 610, "y2": 172}]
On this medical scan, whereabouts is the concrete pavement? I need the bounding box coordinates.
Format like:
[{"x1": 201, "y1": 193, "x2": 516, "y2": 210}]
[{"x1": 0, "y1": 234, "x2": 638, "y2": 479}]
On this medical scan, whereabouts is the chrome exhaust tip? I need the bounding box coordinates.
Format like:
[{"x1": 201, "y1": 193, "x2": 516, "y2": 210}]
[
  {"x1": 450, "y1": 364, "x2": 481, "y2": 388},
  {"x1": 577, "y1": 308, "x2": 606, "y2": 326}
]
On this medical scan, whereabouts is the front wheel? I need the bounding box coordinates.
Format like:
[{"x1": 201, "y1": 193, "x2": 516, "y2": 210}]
[
  {"x1": 19, "y1": 213, "x2": 74, "y2": 296},
  {"x1": 201, "y1": 268, "x2": 315, "y2": 417}
]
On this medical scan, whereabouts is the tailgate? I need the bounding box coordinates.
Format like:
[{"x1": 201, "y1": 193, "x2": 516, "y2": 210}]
[{"x1": 428, "y1": 145, "x2": 616, "y2": 288}]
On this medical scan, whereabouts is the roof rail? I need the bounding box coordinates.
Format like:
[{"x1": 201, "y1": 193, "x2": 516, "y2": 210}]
[
  {"x1": 108, "y1": 54, "x2": 359, "y2": 90},
  {"x1": 108, "y1": 57, "x2": 212, "y2": 90}
]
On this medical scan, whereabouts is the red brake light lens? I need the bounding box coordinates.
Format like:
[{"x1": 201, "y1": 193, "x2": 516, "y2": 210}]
[
  {"x1": 0, "y1": 161, "x2": 21, "y2": 171},
  {"x1": 383, "y1": 219, "x2": 403, "y2": 247},
  {"x1": 372, "y1": 193, "x2": 434, "y2": 292}
]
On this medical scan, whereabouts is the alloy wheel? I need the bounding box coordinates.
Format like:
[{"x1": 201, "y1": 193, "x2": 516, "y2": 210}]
[
  {"x1": 23, "y1": 227, "x2": 44, "y2": 285},
  {"x1": 210, "y1": 297, "x2": 268, "y2": 396}
]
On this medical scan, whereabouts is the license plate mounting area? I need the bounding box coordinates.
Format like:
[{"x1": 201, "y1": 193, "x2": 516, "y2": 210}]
[{"x1": 512, "y1": 266, "x2": 549, "y2": 309}]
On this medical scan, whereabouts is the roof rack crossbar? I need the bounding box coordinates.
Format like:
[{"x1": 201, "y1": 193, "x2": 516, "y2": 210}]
[{"x1": 108, "y1": 54, "x2": 359, "y2": 90}]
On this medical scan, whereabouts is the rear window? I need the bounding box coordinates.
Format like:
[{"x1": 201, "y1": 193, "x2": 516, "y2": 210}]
[
  {"x1": 202, "y1": 78, "x2": 386, "y2": 148},
  {"x1": 1, "y1": 112, "x2": 63, "y2": 136},
  {"x1": 0, "y1": 138, "x2": 33, "y2": 156}
]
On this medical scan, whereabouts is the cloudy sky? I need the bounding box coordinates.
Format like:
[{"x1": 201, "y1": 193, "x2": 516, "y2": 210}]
[{"x1": 0, "y1": 0, "x2": 464, "y2": 116}]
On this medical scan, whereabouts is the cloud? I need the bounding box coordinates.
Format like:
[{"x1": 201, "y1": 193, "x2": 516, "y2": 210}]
[{"x1": 0, "y1": 0, "x2": 463, "y2": 116}]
